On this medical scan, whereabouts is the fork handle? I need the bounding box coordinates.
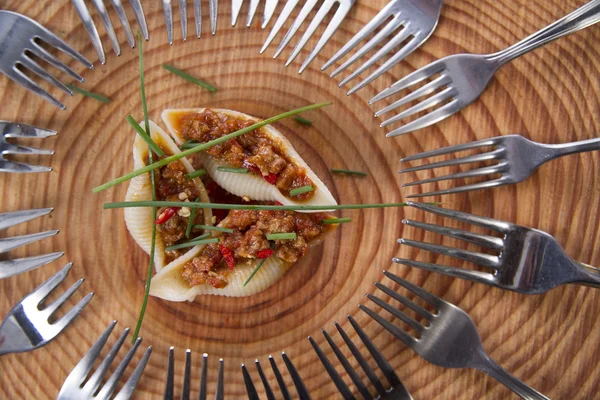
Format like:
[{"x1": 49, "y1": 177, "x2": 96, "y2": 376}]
[
  {"x1": 490, "y1": 0, "x2": 600, "y2": 65},
  {"x1": 477, "y1": 355, "x2": 551, "y2": 400},
  {"x1": 570, "y1": 261, "x2": 600, "y2": 288},
  {"x1": 544, "y1": 137, "x2": 600, "y2": 159}
]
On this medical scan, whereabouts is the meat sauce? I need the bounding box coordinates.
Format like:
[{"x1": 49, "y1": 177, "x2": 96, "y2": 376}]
[{"x1": 178, "y1": 109, "x2": 315, "y2": 201}]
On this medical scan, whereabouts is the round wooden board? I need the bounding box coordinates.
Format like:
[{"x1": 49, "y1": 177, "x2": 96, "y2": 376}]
[{"x1": 1, "y1": 0, "x2": 600, "y2": 398}]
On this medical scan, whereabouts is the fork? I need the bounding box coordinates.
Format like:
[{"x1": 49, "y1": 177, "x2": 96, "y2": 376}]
[
  {"x1": 232, "y1": 0, "x2": 279, "y2": 28},
  {"x1": 399, "y1": 134, "x2": 600, "y2": 197},
  {"x1": 362, "y1": 270, "x2": 551, "y2": 399},
  {"x1": 310, "y1": 315, "x2": 412, "y2": 400},
  {"x1": 163, "y1": 0, "x2": 219, "y2": 45},
  {"x1": 242, "y1": 352, "x2": 311, "y2": 399},
  {"x1": 394, "y1": 202, "x2": 600, "y2": 295},
  {"x1": 260, "y1": 0, "x2": 356, "y2": 73},
  {"x1": 0, "y1": 121, "x2": 56, "y2": 173},
  {"x1": 0, "y1": 10, "x2": 93, "y2": 110},
  {"x1": 58, "y1": 320, "x2": 152, "y2": 399},
  {"x1": 371, "y1": 0, "x2": 600, "y2": 137},
  {"x1": 0, "y1": 208, "x2": 64, "y2": 279},
  {"x1": 164, "y1": 347, "x2": 224, "y2": 399},
  {"x1": 72, "y1": 0, "x2": 148, "y2": 64},
  {"x1": 323, "y1": 0, "x2": 443, "y2": 95},
  {"x1": 0, "y1": 262, "x2": 93, "y2": 355}
]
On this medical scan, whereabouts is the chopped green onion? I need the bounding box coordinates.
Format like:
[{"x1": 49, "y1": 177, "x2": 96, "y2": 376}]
[
  {"x1": 294, "y1": 116, "x2": 312, "y2": 126},
  {"x1": 163, "y1": 64, "x2": 217, "y2": 92},
  {"x1": 289, "y1": 185, "x2": 314, "y2": 197},
  {"x1": 322, "y1": 218, "x2": 351, "y2": 225},
  {"x1": 181, "y1": 140, "x2": 198, "y2": 150},
  {"x1": 187, "y1": 169, "x2": 207, "y2": 179},
  {"x1": 92, "y1": 102, "x2": 333, "y2": 193},
  {"x1": 66, "y1": 84, "x2": 110, "y2": 104},
  {"x1": 104, "y1": 201, "x2": 418, "y2": 211},
  {"x1": 126, "y1": 115, "x2": 165, "y2": 157},
  {"x1": 216, "y1": 167, "x2": 249, "y2": 174},
  {"x1": 243, "y1": 258, "x2": 269, "y2": 287},
  {"x1": 193, "y1": 224, "x2": 234, "y2": 233},
  {"x1": 165, "y1": 237, "x2": 219, "y2": 251},
  {"x1": 185, "y1": 198, "x2": 200, "y2": 238},
  {"x1": 331, "y1": 169, "x2": 367, "y2": 177},
  {"x1": 266, "y1": 233, "x2": 297, "y2": 240}
]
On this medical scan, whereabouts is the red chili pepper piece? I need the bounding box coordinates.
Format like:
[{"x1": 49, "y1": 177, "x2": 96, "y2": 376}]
[
  {"x1": 257, "y1": 249, "x2": 274, "y2": 259},
  {"x1": 263, "y1": 173, "x2": 277, "y2": 185},
  {"x1": 275, "y1": 201, "x2": 283, "y2": 206},
  {"x1": 243, "y1": 161, "x2": 278, "y2": 185},
  {"x1": 154, "y1": 207, "x2": 180, "y2": 225},
  {"x1": 219, "y1": 245, "x2": 236, "y2": 270}
]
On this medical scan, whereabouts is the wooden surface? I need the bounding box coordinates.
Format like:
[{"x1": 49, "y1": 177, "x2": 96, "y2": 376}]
[{"x1": 0, "y1": 0, "x2": 599, "y2": 398}]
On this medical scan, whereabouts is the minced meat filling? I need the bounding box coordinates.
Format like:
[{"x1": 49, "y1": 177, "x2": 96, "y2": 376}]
[
  {"x1": 181, "y1": 210, "x2": 328, "y2": 287},
  {"x1": 179, "y1": 109, "x2": 315, "y2": 201}
]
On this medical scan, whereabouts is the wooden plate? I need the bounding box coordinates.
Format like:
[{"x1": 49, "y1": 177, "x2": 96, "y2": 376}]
[{"x1": 1, "y1": 0, "x2": 599, "y2": 398}]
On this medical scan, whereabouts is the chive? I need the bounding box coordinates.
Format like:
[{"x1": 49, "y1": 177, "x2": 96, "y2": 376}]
[
  {"x1": 294, "y1": 116, "x2": 312, "y2": 126},
  {"x1": 322, "y1": 217, "x2": 351, "y2": 225},
  {"x1": 163, "y1": 64, "x2": 217, "y2": 92},
  {"x1": 243, "y1": 257, "x2": 269, "y2": 286},
  {"x1": 331, "y1": 168, "x2": 367, "y2": 177},
  {"x1": 165, "y1": 237, "x2": 219, "y2": 251},
  {"x1": 266, "y1": 233, "x2": 296, "y2": 240},
  {"x1": 185, "y1": 198, "x2": 200, "y2": 238},
  {"x1": 187, "y1": 169, "x2": 207, "y2": 179},
  {"x1": 216, "y1": 167, "x2": 248, "y2": 174},
  {"x1": 193, "y1": 224, "x2": 234, "y2": 233},
  {"x1": 66, "y1": 84, "x2": 110, "y2": 104},
  {"x1": 289, "y1": 185, "x2": 314, "y2": 197},
  {"x1": 92, "y1": 102, "x2": 333, "y2": 193},
  {"x1": 126, "y1": 115, "x2": 165, "y2": 157},
  {"x1": 181, "y1": 140, "x2": 198, "y2": 150},
  {"x1": 104, "y1": 201, "x2": 418, "y2": 211}
]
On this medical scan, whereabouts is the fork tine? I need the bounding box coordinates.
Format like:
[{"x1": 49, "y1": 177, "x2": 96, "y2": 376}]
[
  {"x1": 242, "y1": 363, "x2": 259, "y2": 400},
  {"x1": 6, "y1": 68, "x2": 65, "y2": 109},
  {"x1": 262, "y1": 0, "x2": 279, "y2": 29},
  {"x1": 199, "y1": 353, "x2": 208, "y2": 400},
  {"x1": 269, "y1": 355, "x2": 291, "y2": 400},
  {"x1": 130, "y1": 0, "x2": 149, "y2": 40},
  {"x1": 406, "y1": 177, "x2": 507, "y2": 198},
  {"x1": 308, "y1": 336, "x2": 354, "y2": 399},
  {"x1": 0, "y1": 230, "x2": 58, "y2": 253},
  {"x1": 0, "y1": 159, "x2": 53, "y2": 173},
  {"x1": 399, "y1": 149, "x2": 502, "y2": 173},
  {"x1": 91, "y1": 0, "x2": 121, "y2": 55},
  {"x1": 17, "y1": 58, "x2": 72, "y2": 95},
  {"x1": 163, "y1": 0, "x2": 174, "y2": 45},
  {"x1": 367, "y1": 292, "x2": 424, "y2": 333},
  {"x1": 0, "y1": 252, "x2": 64, "y2": 279},
  {"x1": 52, "y1": 291, "x2": 93, "y2": 333},
  {"x1": 72, "y1": 0, "x2": 105, "y2": 65},
  {"x1": 2, "y1": 143, "x2": 55, "y2": 156},
  {"x1": 232, "y1": 0, "x2": 243, "y2": 27},
  {"x1": 282, "y1": 352, "x2": 311, "y2": 399},
  {"x1": 85, "y1": 327, "x2": 131, "y2": 393},
  {"x1": 261, "y1": 0, "x2": 298, "y2": 53},
  {"x1": 273, "y1": 0, "x2": 316, "y2": 59},
  {"x1": 402, "y1": 165, "x2": 504, "y2": 190},
  {"x1": 407, "y1": 202, "x2": 513, "y2": 233},
  {"x1": 399, "y1": 238, "x2": 500, "y2": 268},
  {"x1": 383, "y1": 270, "x2": 444, "y2": 308},
  {"x1": 376, "y1": 74, "x2": 452, "y2": 117},
  {"x1": 41, "y1": 277, "x2": 83, "y2": 318},
  {"x1": 374, "y1": 281, "x2": 433, "y2": 321},
  {"x1": 247, "y1": 0, "x2": 261, "y2": 27},
  {"x1": 359, "y1": 304, "x2": 417, "y2": 347},
  {"x1": 28, "y1": 43, "x2": 83, "y2": 82},
  {"x1": 393, "y1": 258, "x2": 497, "y2": 286},
  {"x1": 194, "y1": 0, "x2": 201, "y2": 38},
  {"x1": 1, "y1": 123, "x2": 56, "y2": 139},
  {"x1": 401, "y1": 138, "x2": 499, "y2": 162},
  {"x1": 322, "y1": 328, "x2": 371, "y2": 399},
  {"x1": 180, "y1": 0, "x2": 188, "y2": 41},
  {"x1": 380, "y1": 86, "x2": 457, "y2": 126},
  {"x1": 165, "y1": 346, "x2": 175, "y2": 399},
  {"x1": 97, "y1": 336, "x2": 143, "y2": 399},
  {"x1": 182, "y1": 349, "x2": 191, "y2": 400},
  {"x1": 371, "y1": 62, "x2": 445, "y2": 103},
  {"x1": 402, "y1": 218, "x2": 504, "y2": 250},
  {"x1": 111, "y1": 0, "x2": 135, "y2": 47},
  {"x1": 215, "y1": 358, "x2": 225, "y2": 400},
  {"x1": 0, "y1": 208, "x2": 53, "y2": 230},
  {"x1": 385, "y1": 100, "x2": 462, "y2": 137},
  {"x1": 255, "y1": 360, "x2": 276, "y2": 400},
  {"x1": 209, "y1": 0, "x2": 218, "y2": 35},
  {"x1": 113, "y1": 344, "x2": 153, "y2": 400}
]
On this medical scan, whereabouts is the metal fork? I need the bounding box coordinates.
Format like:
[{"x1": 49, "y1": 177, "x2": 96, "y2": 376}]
[
  {"x1": 361, "y1": 270, "x2": 550, "y2": 399},
  {"x1": 395, "y1": 202, "x2": 600, "y2": 295},
  {"x1": 72, "y1": 0, "x2": 148, "y2": 65},
  {"x1": 163, "y1": 0, "x2": 219, "y2": 45},
  {"x1": 0, "y1": 10, "x2": 92, "y2": 110},
  {"x1": 0, "y1": 121, "x2": 56, "y2": 173},
  {"x1": 164, "y1": 347, "x2": 224, "y2": 399},
  {"x1": 0, "y1": 263, "x2": 93, "y2": 355},
  {"x1": 310, "y1": 315, "x2": 412, "y2": 400},
  {"x1": 371, "y1": 0, "x2": 600, "y2": 137},
  {"x1": 261, "y1": 0, "x2": 356, "y2": 73},
  {"x1": 399, "y1": 134, "x2": 600, "y2": 197},
  {"x1": 58, "y1": 320, "x2": 152, "y2": 399},
  {"x1": 323, "y1": 0, "x2": 443, "y2": 95},
  {"x1": 0, "y1": 208, "x2": 63, "y2": 279},
  {"x1": 232, "y1": 0, "x2": 279, "y2": 28},
  {"x1": 242, "y1": 352, "x2": 311, "y2": 399}
]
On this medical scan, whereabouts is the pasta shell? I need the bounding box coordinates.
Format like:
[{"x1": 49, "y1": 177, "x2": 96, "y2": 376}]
[
  {"x1": 161, "y1": 108, "x2": 337, "y2": 212},
  {"x1": 124, "y1": 120, "x2": 213, "y2": 272}
]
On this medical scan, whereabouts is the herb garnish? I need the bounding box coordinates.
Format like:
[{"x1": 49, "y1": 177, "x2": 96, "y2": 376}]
[
  {"x1": 216, "y1": 167, "x2": 249, "y2": 174},
  {"x1": 165, "y1": 237, "x2": 219, "y2": 251},
  {"x1": 331, "y1": 169, "x2": 367, "y2": 177},
  {"x1": 126, "y1": 115, "x2": 165, "y2": 157},
  {"x1": 66, "y1": 84, "x2": 110, "y2": 104},
  {"x1": 187, "y1": 169, "x2": 207, "y2": 179},
  {"x1": 181, "y1": 140, "x2": 198, "y2": 150},
  {"x1": 104, "y1": 201, "x2": 418, "y2": 211},
  {"x1": 185, "y1": 198, "x2": 200, "y2": 238},
  {"x1": 289, "y1": 185, "x2": 314, "y2": 197},
  {"x1": 322, "y1": 217, "x2": 351, "y2": 225},
  {"x1": 193, "y1": 224, "x2": 234, "y2": 233},
  {"x1": 243, "y1": 242, "x2": 276, "y2": 287},
  {"x1": 266, "y1": 233, "x2": 297, "y2": 240},
  {"x1": 163, "y1": 64, "x2": 217, "y2": 93},
  {"x1": 294, "y1": 116, "x2": 312, "y2": 126}
]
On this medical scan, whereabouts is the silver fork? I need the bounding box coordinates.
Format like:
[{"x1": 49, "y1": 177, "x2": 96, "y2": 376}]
[
  {"x1": 0, "y1": 263, "x2": 93, "y2": 355},
  {"x1": 371, "y1": 0, "x2": 600, "y2": 137},
  {"x1": 362, "y1": 270, "x2": 551, "y2": 399},
  {"x1": 163, "y1": 0, "x2": 219, "y2": 45},
  {"x1": 399, "y1": 134, "x2": 600, "y2": 197},
  {"x1": 164, "y1": 347, "x2": 224, "y2": 399},
  {"x1": 395, "y1": 202, "x2": 600, "y2": 295},
  {"x1": 310, "y1": 315, "x2": 412, "y2": 400},
  {"x1": 0, "y1": 208, "x2": 63, "y2": 279},
  {"x1": 0, "y1": 121, "x2": 56, "y2": 173},
  {"x1": 232, "y1": 0, "x2": 279, "y2": 28},
  {"x1": 58, "y1": 320, "x2": 152, "y2": 400},
  {"x1": 242, "y1": 352, "x2": 311, "y2": 400},
  {"x1": 0, "y1": 10, "x2": 92, "y2": 110},
  {"x1": 260, "y1": 0, "x2": 356, "y2": 73},
  {"x1": 323, "y1": 0, "x2": 443, "y2": 95},
  {"x1": 72, "y1": 0, "x2": 148, "y2": 65}
]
